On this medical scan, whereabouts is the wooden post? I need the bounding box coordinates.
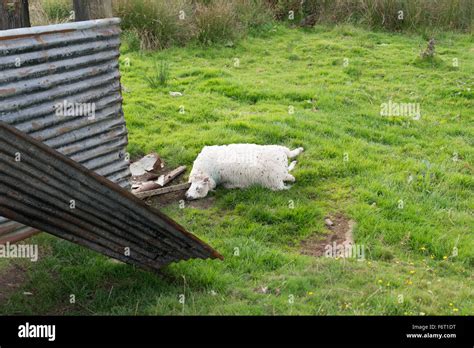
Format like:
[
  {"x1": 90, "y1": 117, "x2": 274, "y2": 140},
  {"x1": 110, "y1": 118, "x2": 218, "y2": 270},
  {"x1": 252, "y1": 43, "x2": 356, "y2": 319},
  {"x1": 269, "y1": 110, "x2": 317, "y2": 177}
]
[
  {"x1": 73, "y1": 0, "x2": 112, "y2": 21},
  {"x1": 0, "y1": 0, "x2": 30, "y2": 30}
]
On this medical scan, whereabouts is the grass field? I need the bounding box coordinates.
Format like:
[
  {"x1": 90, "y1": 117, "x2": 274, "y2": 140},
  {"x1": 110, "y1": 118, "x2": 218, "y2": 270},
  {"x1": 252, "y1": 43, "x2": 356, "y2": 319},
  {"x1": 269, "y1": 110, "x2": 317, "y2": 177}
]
[{"x1": 0, "y1": 24, "x2": 472, "y2": 315}]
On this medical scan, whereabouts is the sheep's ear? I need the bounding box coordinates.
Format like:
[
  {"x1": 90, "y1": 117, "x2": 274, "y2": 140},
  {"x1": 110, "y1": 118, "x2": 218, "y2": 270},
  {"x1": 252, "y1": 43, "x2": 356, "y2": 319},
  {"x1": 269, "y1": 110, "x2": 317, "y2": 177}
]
[{"x1": 203, "y1": 176, "x2": 210, "y2": 183}]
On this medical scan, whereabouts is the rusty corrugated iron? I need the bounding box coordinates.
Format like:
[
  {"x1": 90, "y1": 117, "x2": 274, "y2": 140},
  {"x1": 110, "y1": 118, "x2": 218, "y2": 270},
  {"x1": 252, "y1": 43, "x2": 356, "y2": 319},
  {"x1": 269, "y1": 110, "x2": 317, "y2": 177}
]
[
  {"x1": 0, "y1": 18, "x2": 130, "y2": 243},
  {"x1": 0, "y1": 121, "x2": 223, "y2": 271}
]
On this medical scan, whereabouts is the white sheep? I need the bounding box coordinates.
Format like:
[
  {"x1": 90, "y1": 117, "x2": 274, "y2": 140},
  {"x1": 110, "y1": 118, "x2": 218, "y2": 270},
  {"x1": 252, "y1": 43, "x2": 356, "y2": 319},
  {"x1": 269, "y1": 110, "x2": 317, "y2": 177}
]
[{"x1": 185, "y1": 144, "x2": 304, "y2": 200}]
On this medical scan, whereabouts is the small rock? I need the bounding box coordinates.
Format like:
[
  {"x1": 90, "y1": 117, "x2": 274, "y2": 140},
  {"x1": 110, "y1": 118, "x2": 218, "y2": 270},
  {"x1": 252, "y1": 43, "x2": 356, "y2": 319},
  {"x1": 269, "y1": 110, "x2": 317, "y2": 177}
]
[
  {"x1": 169, "y1": 91, "x2": 183, "y2": 97},
  {"x1": 255, "y1": 286, "x2": 268, "y2": 294},
  {"x1": 324, "y1": 218, "x2": 334, "y2": 227},
  {"x1": 23, "y1": 291, "x2": 33, "y2": 296}
]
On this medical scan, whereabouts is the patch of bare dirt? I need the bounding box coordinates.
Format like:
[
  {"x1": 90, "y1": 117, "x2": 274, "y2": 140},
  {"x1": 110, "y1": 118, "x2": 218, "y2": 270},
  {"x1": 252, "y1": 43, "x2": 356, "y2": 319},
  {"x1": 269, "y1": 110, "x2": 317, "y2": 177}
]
[
  {"x1": 300, "y1": 214, "x2": 356, "y2": 257},
  {"x1": 0, "y1": 263, "x2": 28, "y2": 305}
]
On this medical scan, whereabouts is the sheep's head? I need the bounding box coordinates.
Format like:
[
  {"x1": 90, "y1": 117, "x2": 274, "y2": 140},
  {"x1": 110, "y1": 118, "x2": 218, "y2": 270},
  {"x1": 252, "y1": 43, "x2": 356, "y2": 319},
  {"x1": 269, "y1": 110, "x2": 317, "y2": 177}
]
[{"x1": 185, "y1": 176, "x2": 212, "y2": 200}]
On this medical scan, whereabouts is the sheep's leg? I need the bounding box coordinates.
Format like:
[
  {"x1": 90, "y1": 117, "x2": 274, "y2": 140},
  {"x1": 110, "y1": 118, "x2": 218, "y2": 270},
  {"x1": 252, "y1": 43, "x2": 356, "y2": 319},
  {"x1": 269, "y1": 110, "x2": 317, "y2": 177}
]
[
  {"x1": 287, "y1": 147, "x2": 304, "y2": 159},
  {"x1": 284, "y1": 174, "x2": 295, "y2": 182},
  {"x1": 288, "y1": 161, "x2": 297, "y2": 172}
]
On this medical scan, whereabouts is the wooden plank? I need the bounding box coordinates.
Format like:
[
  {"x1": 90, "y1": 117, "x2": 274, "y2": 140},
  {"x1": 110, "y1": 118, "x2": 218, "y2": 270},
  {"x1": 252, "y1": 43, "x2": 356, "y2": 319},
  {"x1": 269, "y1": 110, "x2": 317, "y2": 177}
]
[
  {"x1": 134, "y1": 183, "x2": 191, "y2": 200},
  {"x1": 157, "y1": 166, "x2": 187, "y2": 186}
]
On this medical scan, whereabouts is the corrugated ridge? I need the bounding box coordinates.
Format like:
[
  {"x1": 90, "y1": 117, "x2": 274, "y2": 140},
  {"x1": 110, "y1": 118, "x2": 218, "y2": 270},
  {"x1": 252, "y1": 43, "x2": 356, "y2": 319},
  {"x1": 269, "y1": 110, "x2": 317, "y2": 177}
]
[
  {"x1": 0, "y1": 36, "x2": 120, "y2": 70},
  {"x1": 0, "y1": 26, "x2": 121, "y2": 56},
  {"x1": 0, "y1": 50, "x2": 120, "y2": 84},
  {"x1": 0, "y1": 70, "x2": 121, "y2": 112},
  {"x1": 3, "y1": 85, "x2": 121, "y2": 125},
  {"x1": 0, "y1": 59, "x2": 119, "y2": 99}
]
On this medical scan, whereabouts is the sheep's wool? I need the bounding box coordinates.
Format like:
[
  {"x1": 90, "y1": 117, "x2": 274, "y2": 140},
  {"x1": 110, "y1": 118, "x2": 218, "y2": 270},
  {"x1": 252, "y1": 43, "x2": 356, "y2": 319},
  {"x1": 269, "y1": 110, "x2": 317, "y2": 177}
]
[{"x1": 186, "y1": 144, "x2": 303, "y2": 199}]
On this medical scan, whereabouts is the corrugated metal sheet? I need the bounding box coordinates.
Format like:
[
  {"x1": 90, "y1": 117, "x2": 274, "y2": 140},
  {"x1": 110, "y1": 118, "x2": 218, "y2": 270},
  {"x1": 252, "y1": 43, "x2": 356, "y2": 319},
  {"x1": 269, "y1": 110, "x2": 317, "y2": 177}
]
[
  {"x1": 0, "y1": 18, "x2": 130, "y2": 243},
  {"x1": 0, "y1": 121, "x2": 223, "y2": 271}
]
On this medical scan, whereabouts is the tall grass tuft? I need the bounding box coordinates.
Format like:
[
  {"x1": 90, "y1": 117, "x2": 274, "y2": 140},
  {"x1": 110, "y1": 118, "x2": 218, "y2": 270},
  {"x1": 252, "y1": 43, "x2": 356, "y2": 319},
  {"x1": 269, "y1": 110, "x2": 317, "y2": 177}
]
[
  {"x1": 43, "y1": 0, "x2": 71, "y2": 21},
  {"x1": 194, "y1": 0, "x2": 241, "y2": 45},
  {"x1": 29, "y1": 0, "x2": 72, "y2": 25},
  {"x1": 145, "y1": 60, "x2": 170, "y2": 88},
  {"x1": 114, "y1": 0, "x2": 195, "y2": 50},
  {"x1": 234, "y1": 0, "x2": 274, "y2": 31}
]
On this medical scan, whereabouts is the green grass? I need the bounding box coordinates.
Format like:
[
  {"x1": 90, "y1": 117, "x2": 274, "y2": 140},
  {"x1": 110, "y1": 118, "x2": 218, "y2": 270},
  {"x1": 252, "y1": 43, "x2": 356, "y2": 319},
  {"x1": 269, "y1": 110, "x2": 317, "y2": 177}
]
[{"x1": 0, "y1": 24, "x2": 472, "y2": 315}]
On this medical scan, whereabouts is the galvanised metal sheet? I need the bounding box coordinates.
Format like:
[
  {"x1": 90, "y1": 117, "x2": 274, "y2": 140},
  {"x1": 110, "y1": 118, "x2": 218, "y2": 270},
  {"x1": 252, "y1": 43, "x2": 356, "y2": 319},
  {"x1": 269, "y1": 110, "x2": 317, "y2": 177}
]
[
  {"x1": 0, "y1": 121, "x2": 223, "y2": 271},
  {"x1": 0, "y1": 18, "x2": 131, "y2": 243}
]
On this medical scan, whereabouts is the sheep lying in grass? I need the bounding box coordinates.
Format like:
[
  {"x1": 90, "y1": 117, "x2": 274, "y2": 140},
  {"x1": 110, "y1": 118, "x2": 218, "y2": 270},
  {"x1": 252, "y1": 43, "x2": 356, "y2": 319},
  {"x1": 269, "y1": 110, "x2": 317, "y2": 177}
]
[{"x1": 185, "y1": 144, "x2": 304, "y2": 200}]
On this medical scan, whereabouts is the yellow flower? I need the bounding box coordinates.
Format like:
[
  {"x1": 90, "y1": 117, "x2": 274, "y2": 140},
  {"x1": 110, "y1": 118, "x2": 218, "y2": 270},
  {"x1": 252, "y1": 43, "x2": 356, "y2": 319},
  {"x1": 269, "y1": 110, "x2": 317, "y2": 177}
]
[
  {"x1": 453, "y1": 308, "x2": 459, "y2": 312},
  {"x1": 308, "y1": 291, "x2": 314, "y2": 296},
  {"x1": 420, "y1": 246, "x2": 426, "y2": 251},
  {"x1": 449, "y1": 303, "x2": 453, "y2": 306},
  {"x1": 409, "y1": 270, "x2": 416, "y2": 274},
  {"x1": 406, "y1": 280, "x2": 413, "y2": 285},
  {"x1": 430, "y1": 255, "x2": 435, "y2": 259},
  {"x1": 420, "y1": 312, "x2": 426, "y2": 316},
  {"x1": 443, "y1": 256, "x2": 448, "y2": 260},
  {"x1": 378, "y1": 279, "x2": 383, "y2": 284}
]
